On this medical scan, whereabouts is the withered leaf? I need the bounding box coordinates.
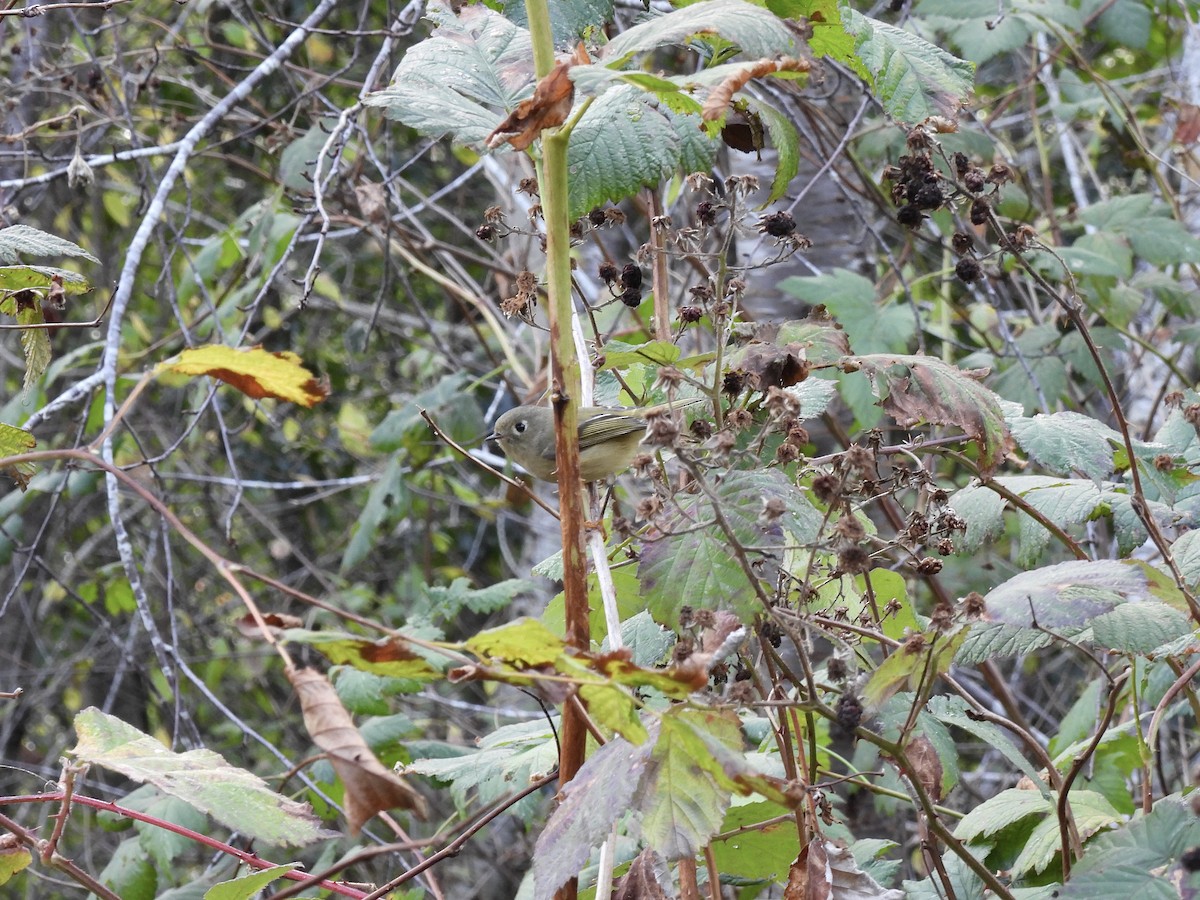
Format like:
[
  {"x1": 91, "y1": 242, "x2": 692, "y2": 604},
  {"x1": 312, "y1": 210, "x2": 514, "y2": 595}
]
[
  {"x1": 613, "y1": 848, "x2": 671, "y2": 900},
  {"x1": 288, "y1": 667, "x2": 427, "y2": 831},
  {"x1": 486, "y1": 57, "x2": 575, "y2": 151}
]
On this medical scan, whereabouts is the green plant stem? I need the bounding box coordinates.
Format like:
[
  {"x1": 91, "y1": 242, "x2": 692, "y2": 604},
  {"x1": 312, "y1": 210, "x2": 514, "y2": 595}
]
[{"x1": 522, "y1": 3, "x2": 588, "y2": 898}]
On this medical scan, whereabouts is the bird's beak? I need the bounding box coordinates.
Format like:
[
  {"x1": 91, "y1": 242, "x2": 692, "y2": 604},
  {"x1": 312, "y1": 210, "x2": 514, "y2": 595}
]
[{"x1": 486, "y1": 430, "x2": 500, "y2": 444}]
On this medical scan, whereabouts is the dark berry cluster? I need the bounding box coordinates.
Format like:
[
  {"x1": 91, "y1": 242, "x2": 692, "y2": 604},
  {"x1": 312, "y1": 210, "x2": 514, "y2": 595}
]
[{"x1": 599, "y1": 260, "x2": 645, "y2": 307}]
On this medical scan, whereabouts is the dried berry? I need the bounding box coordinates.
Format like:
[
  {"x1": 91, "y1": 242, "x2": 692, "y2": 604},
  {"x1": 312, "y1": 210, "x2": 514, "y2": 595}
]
[
  {"x1": 826, "y1": 657, "x2": 847, "y2": 681},
  {"x1": 775, "y1": 442, "x2": 801, "y2": 464},
  {"x1": 722, "y1": 370, "x2": 747, "y2": 396},
  {"x1": 812, "y1": 473, "x2": 840, "y2": 503},
  {"x1": 620, "y1": 264, "x2": 643, "y2": 291},
  {"x1": 696, "y1": 201, "x2": 717, "y2": 226},
  {"x1": 912, "y1": 181, "x2": 944, "y2": 210},
  {"x1": 620, "y1": 287, "x2": 642, "y2": 308},
  {"x1": 588, "y1": 207, "x2": 606, "y2": 226},
  {"x1": 598, "y1": 262, "x2": 619, "y2": 283},
  {"x1": 964, "y1": 169, "x2": 986, "y2": 193},
  {"x1": 897, "y1": 204, "x2": 924, "y2": 228},
  {"x1": 837, "y1": 545, "x2": 871, "y2": 575},
  {"x1": 951, "y1": 232, "x2": 974, "y2": 256},
  {"x1": 955, "y1": 257, "x2": 983, "y2": 283},
  {"x1": 475, "y1": 223, "x2": 495, "y2": 241},
  {"x1": 916, "y1": 557, "x2": 943, "y2": 575},
  {"x1": 758, "y1": 211, "x2": 797, "y2": 237},
  {"x1": 517, "y1": 176, "x2": 539, "y2": 196},
  {"x1": 969, "y1": 198, "x2": 990, "y2": 226},
  {"x1": 987, "y1": 163, "x2": 1014, "y2": 185},
  {"x1": 678, "y1": 305, "x2": 703, "y2": 323},
  {"x1": 962, "y1": 591, "x2": 986, "y2": 618},
  {"x1": 953, "y1": 151, "x2": 970, "y2": 176},
  {"x1": 834, "y1": 693, "x2": 863, "y2": 736}
]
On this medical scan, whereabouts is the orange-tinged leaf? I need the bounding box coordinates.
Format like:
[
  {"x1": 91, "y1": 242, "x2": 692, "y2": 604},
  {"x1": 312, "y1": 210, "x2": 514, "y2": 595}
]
[
  {"x1": 288, "y1": 667, "x2": 428, "y2": 831},
  {"x1": 160, "y1": 345, "x2": 329, "y2": 407}
]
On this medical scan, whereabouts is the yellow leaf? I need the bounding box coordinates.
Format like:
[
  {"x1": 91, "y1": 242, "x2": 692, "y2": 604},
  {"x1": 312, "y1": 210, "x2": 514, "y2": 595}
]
[
  {"x1": 0, "y1": 422, "x2": 36, "y2": 490},
  {"x1": 160, "y1": 345, "x2": 329, "y2": 407}
]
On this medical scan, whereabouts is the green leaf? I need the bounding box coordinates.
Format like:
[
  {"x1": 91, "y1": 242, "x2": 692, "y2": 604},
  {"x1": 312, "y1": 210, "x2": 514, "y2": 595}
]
[
  {"x1": 16, "y1": 298, "x2": 51, "y2": 392},
  {"x1": 709, "y1": 799, "x2": 798, "y2": 881},
  {"x1": 1089, "y1": 602, "x2": 1195, "y2": 655},
  {"x1": 600, "y1": 0, "x2": 799, "y2": 65},
  {"x1": 409, "y1": 718, "x2": 558, "y2": 813},
  {"x1": 1009, "y1": 411, "x2": 1123, "y2": 482},
  {"x1": 1087, "y1": 0, "x2": 1151, "y2": 49},
  {"x1": 959, "y1": 559, "x2": 1193, "y2": 663},
  {"x1": 70, "y1": 709, "x2": 335, "y2": 847},
  {"x1": 1010, "y1": 790, "x2": 1122, "y2": 877},
  {"x1": 749, "y1": 97, "x2": 800, "y2": 205},
  {"x1": 1057, "y1": 798, "x2": 1200, "y2": 899},
  {"x1": 205, "y1": 864, "x2": 300, "y2": 900},
  {"x1": 768, "y1": 0, "x2": 861, "y2": 72},
  {"x1": 639, "y1": 710, "x2": 741, "y2": 858},
  {"x1": 863, "y1": 630, "x2": 966, "y2": 709},
  {"x1": 597, "y1": 339, "x2": 681, "y2": 369},
  {"x1": 841, "y1": 9, "x2": 975, "y2": 124},
  {"x1": 98, "y1": 838, "x2": 156, "y2": 900},
  {"x1": 135, "y1": 794, "x2": 208, "y2": 872},
  {"x1": 926, "y1": 696, "x2": 1050, "y2": 796},
  {"x1": 370, "y1": 373, "x2": 483, "y2": 454},
  {"x1": 779, "y1": 269, "x2": 915, "y2": 354},
  {"x1": 280, "y1": 630, "x2": 445, "y2": 681},
  {"x1": 0, "y1": 224, "x2": 99, "y2": 263},
  {"x1": 639, "y1": 469, "x2": 823, "y2": 621},
  {"x1": 363, "y1": 2, "x2": 531, "y2": 145},
  {"x1": 0, "y1": 264, "x2": 92, "y2": 294},
  {"x1": 341, "y1": 455, "x2": 406, "y2": 573},
  {"x1": 466, "y1": 617, "x2": 566, "y2": 665},
  {"x1": 566, "y1": 85, "x2": 716, "y2": 221},
  {"x1": 500, "y1": 0, "x2": 613, "y2": 45},
  {"x1": 855, "y1": 354, "x2": 1011, "y2": 475}
]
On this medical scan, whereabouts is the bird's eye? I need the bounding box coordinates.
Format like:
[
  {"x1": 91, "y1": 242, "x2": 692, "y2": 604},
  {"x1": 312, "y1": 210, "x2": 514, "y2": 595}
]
[{"x1": 515, "y1": 420, "x2": 526, "y2": 433}]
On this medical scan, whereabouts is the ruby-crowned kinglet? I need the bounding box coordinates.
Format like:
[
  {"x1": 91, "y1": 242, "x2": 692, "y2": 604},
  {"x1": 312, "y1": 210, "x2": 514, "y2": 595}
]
[{"x1": 488, "y1": 399, "x2": 704, "y2": 482}]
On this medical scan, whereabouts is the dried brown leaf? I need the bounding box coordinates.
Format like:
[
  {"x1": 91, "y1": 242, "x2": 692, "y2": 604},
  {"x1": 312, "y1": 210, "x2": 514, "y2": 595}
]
[
  {"x1": 288, "y1": 667, "x2": 427, "y2": 831},
  {"x1": 486, "y1": 54, "x2": 577, "y2": 151}
]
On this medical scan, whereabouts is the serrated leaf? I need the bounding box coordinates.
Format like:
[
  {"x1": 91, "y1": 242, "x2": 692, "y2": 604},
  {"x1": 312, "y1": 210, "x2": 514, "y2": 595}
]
[
  {"x1": 856, "y1": 354, "x2": 1011, "y2": 474},
  {"x1": 863, "y1": 630, "x2": 966, "y2": 710},
  {"x1": 600, "y1": 0, "x2": 798, "y2": 65},
  {"x1": 639, "y1": 469, "x2": 823, "y2": 622},
  {"x1": 466, "y1": 617, "x2": 566, "y2": 666},
  {"x1": 99, "y1": 838, "x2": 156, "y2": 900},
  {"x1": 566, "y1": 85, "x2": 717, "y2": 221},
  {"x1": 780, "y1": 269, "x2": 915, "y2": 354},
  {"x1": 1089, "y1": 602, "x2": 1195, "y2": 655},
  {"x1": 0, "y1": 264, "x2": 92, "y2": 293},
  {"x1": 280, "y1": 629, "x2": 445, "y2": 681},
  {"x1": 1010, "y1": 412, "x2": 1122, "y2": 481},
  {"x1": 160, "y1": 345, "x2": 329, "y2": 407},
  {"x1": 1010, "y1": 791, "x2": 1121, "y2": 877},
  {"x1": 363, "y1": 1, "x2": 531, "y2": 144},
  {"x1": 0, "y1": 224, "x2": 99, "y2": 264},
  {"x1": 597, "y1": 339, "x2": 681, "y2": 369},
  {"x1": 16, "y1": 299, "x2": 50, "y2": 392},
  {"x1": 501, "y1": 0, "x2": 613, "y2": 45},
  {"x1": 926, "y1": 696, "x2": 1049, "y2": 796},
  {"x1": 1057, "y1": 797, "x2": 1200, "y2": 899},
  {"x1": 70, "y1": 709, "x2": 335, "y2": 847},
  {"x1": 0, "y1": 846, "x2": 31, "y2": 883},
  {"x1": 205, "y1": 865, "x2": 300, "y2": 900},
  {"x1": 408, "y1": 718, "x2": 558, "y2": 813},
  {"x1": 0, "y1": 423, "x2": 36, "y2": 490},
  {"x1": 841, "y1": 9, "x2": 975, "y2": 123},
  {"x1": 748, "y1": 97, "x2": 800, "y2": 205},
  {"x1": 532, "y1": 733, "x2": 649, "y2": 897}
]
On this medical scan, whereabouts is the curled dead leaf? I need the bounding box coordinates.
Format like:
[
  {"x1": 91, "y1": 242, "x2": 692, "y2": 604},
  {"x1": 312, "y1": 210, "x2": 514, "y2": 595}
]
[
  {"x1": 487, "y1": 45, "x2": 589, "y2": 151},
  {"x1": 288, "y1": 667, "x2": 427, "y2": 830}
]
